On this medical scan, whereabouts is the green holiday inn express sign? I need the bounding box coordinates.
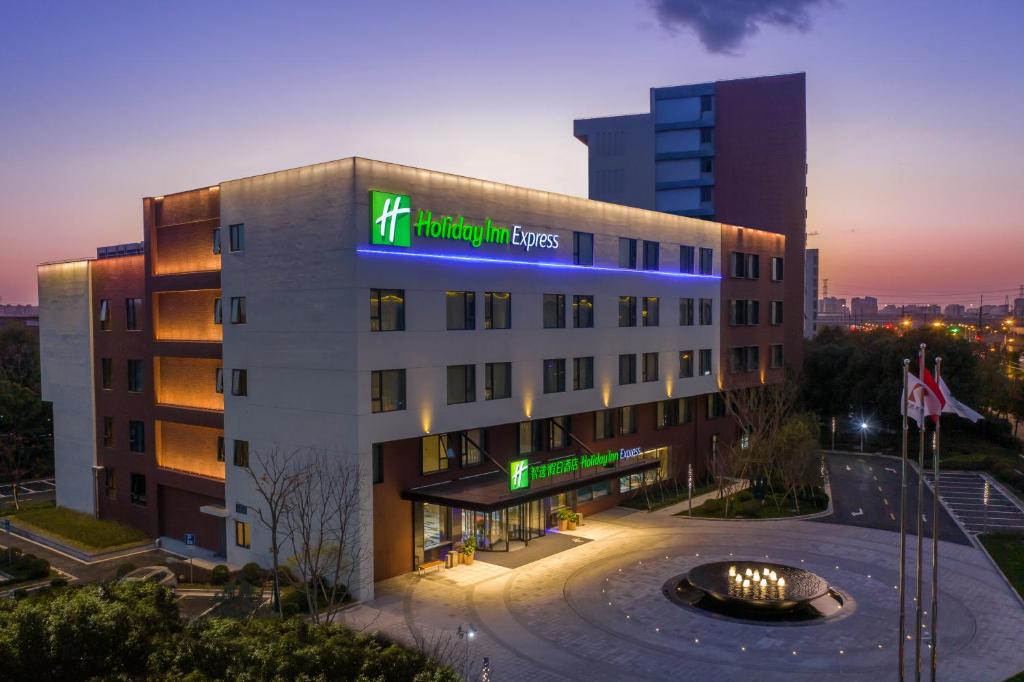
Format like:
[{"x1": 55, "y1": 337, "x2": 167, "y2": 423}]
[
  {"x1": 508, "y1": 451, "x2": 621, "y2": 491},
  {"x1": 370, "y1": 190, "x2": 560, "y2": 252}
]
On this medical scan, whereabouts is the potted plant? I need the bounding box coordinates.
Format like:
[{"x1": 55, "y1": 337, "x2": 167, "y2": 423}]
[
  {"x1": 566, "y1": 511, "x2": 578, "y2": 531},
  {"x1": 462, "y1": 536, "x2": 477, "y2": 565},
  {"x1": 557, "y1": 508, "x2": 572, "y2": 531}
]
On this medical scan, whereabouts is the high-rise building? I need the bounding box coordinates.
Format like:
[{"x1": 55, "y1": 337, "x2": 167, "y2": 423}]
[
  {"x1": 944, "y1": 304, "x2": 966, "y2": 319},
  {"x1": 38, "y1": 157, "x2": 793, "y2": 599},
  {"x1": 574, "y1": 73, "x2": 807, "y2": 365},
  {"x1": 804, "y1": 248, "x2": 819, "y2": 338},
  {"x1": 851, "y1": 296, "x2": 878, "y2": 320}
]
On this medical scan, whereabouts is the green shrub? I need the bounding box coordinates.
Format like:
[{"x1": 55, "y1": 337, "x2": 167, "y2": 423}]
[
  {"x1": 698, "y1": 498, "x2": 722, "y2": 513},
  {"x1": 50, "y1": 578, "x2": 68, "y2": 588},
  {"x1": 278, "y1": 584, "x2": 309, "y2": 616},
  {"x1": 240, "y1": 562, "x2": 264, "y2": 585},
  {"x1": 115, "y1": 562, "x2": 137, "y2": 579},
  {"x1": 210, "y1": 564, "x2": 230, "y2": 586}
]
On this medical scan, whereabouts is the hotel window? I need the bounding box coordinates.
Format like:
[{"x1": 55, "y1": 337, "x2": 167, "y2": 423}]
[
  {"x1": 747, "y1": 254, "x2": 760, "y2": 279},
  {"x1": 129, "y1": 473, "x2": 146, "y2": 506},
  {"x1": 577, "y1": 480, "x2": 611, "y2": 503},
  {"x1": 679, "y1": 350, "x2": 694, "y2": 378},
  {"x1": 102, "y1": 417, "x2": 114, "y2": 447},
  {"x1": 732, "y1": 252, "x2": 760, "y2": 279},
  {"x1": 366, "y1": 284, "x2": 401, "y2": 329},
  {"x1": 573, "y1": 231, "x2": 594, "y2": 266},
  {"x1": 701, "y1": 157, "x2": 714, "y2": 174},
  {"x1": 232, "y1": 369, "x2": 248, "y2": 396},
  {"x1": 679, "y1": 297, "x2": 694, "y2": 326},
  {"x1": 543, "y1": 293, "x2": 565, "y2": 329},
  {"x1": 214, "y1": 298, "x2": 223, "y2": 325},
  {"x1": 233, "y1": 439, "x2": 249, "y2": 467},
  {"x1": 573, "y1": 295, "x2": 594, "y2": 328},
  {"x1": 699, "y1": 298, "x2": 713, "y2": 325},
  {"x1": 446, "y1": 291, "x2": 475, "y2": 330},
  {"x1": 700, "y1": 94, "x2": 713, "y2": 112},
  {"x1": 573, "y1": 356, "x2": 594, "y2": 391},
  {"x1": 217, "y1": 436, "x2": 225, "y2": 462},
  {"x1": 228, "y1": 296, "x2": 246, "y2": 324},
  {"x1": 104, "y1": 468, "x2": 116, "y2": 500},
  {"x1": 594, "y1": 409, "x2": 616, "y2": 440},
  {"x1": 460, "y1": 430, "x2": 484, "y2": 467},
  {"x1": 101, "y1": 358, "x2": 113, "y2": 389},
  {"x1": 730, "y1": 300, "x2": 759, "y2": 326},
  {"x1": 642, "y1": 240, "x2": 660, "y2": 270},
  {"x1": 730, "y1": 252, "x2": 745, "y2": 278},
  {"x1": 447, "y1": 364, "x2": 476, "y2": 404},
  {"x1": 617, "y1": 406, "x2": 636, "y2": 436},
  {"x1": 679, "y1": 245, "x2": 695, "y2": 274},
  {"x1": 707, "y1": 393, "x2": 726, "y2": 419},
  {"x1": 235, "y1": 520, "x2": 251, "y2": 549},
  {"x1": 128, "y1": 420, "x2": 145, "y2": 453},
  {"x1": 770, "y1": 344, "x2": 784, "y2": 369},
  {"x1": 421, "y1": 435, "x2": 450, "y2": 474},
  {"x1": 98, "y1": 299, "x2": 111, "y2": 331},
  {"x1": 229, "y1": 223, "x2": 245, "y2": 252},
  {"x1": 698, "y1": 349, "x2": 713, "y2": 376},
  {"x1": 698, "y1": 247, "x2": 713, "y2": 275},
  {"x1": 127, "y1": 359, "x2": 143, "y2": 393},
  {"x1": 770, "y1": 300, "x2": 784, "y2": 325},
  {"x1": 700, "y1": 127, "x2": 713, "y2": 144},
  {"x1": 618, "y1": 237, "x2": 637, "y2": 269},
  {"x1": 212, "y1": 228, "x2": 222, "y2": 255},
  {"x1": 518, "y1": 421, "x2": 544, "y2": 454},
  {"x1": 548, "y1": 416, "x2": 568, "y2": 450},
  {"x1": 370, "y1": 289, "x2": 405, "y2": 331},
  {"x1": 730, "y1": 346, "x2": 760, "y2": 374},
  {"x1": 371, "y1": 369, "x2": 406, "y2": 413},
  {"x1": 618, "y1": 296, "x2": 637, "y2": 327},
  {"x1": 618, "y1": 354, "x2": 636, "y2": 385},
  {"x1": 700, "y1": 187, "x2": 713, "y2": 203},
  {"x1": 771, "y1": 256, "x2": 784, "y2": 281},
  {"x1": 642, "y1": 296, "x2": 659, "y2": 326},
  {"x1": 642, "y1": 352, "x2": 659, "y2": 382},
  {"x1": 215, "y1": 367, "x2": 224, "y2": 394},
  {"x1": 126, "y1": 298, "x2": 142, "y2": 331},
  {"x1": 485, "y1": 362, "x2": 511, "y2": 400},
  {"x1": 657, "y1": 399, "x2": 682, "y2": 429},
  {"x1": 484, "y1": 291, "x2": 511, "y2": 329},
  {"x1": 372, "y1": 444, "x2": 383, "y2": 484},
  {"x1": 543, "y1": 358, "x2": 566, "y2": 394},
  {"x1": 747, "y1": 345, "x2": 760, "y2": 372}
]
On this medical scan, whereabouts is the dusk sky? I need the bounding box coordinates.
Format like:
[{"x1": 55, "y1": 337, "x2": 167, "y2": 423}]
[{"x1": 2, "y1": 1, "x2": 1022, "y2": 306}]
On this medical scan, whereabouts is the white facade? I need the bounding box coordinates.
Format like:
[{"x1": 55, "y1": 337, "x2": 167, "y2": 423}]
[
  {"x1": 38, "y1": 260, "x2": 97, "y2": 515},
  {"x1": 218, "y1": 158, "x2": 723, "y2": 599}
]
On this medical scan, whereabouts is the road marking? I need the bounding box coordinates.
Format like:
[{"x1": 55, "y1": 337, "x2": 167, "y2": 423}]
[
  {"x1": 846, "y1": 465, "x2": 852, "y2": 471},
  {"x1": 883, "y1": 499, "x2": 889, "y2": 506},
  {"x1": 851, "y1": 508, "x2": 864, "y2": 517},
  {"x1": 890, "y1": 513, "x2": 897, "y2": 521},
  {"x1": 873, "y1": 475, "x2": 878, "y2": 482},
  {"x1": 877, "y1": 486, "x2": 883, "y2": 493},
  {"x1": 922, "y1": 514, "x2": 928, "y2": 523},
  {"x1": 885, "y1": 467, "x2": 897, "y2": 474}
]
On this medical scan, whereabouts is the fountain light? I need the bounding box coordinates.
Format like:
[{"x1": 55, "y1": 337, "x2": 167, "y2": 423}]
[
  {"x1": 742, "y1": 579, "x2": 750, "y2": 588},
  {"x1": 735, "y1": 574, "x2": 743, "y2": 584},
  {"x1": 777, "y1": 577, "x2": 786, "y2": 587},
  {"x1": 745, "y1": 568, "x2": 752, "y2": 577},
  {"x1": 752, "y1": 571, "x2": 760, "y2": 582},
  {"x1": 760, "y1": 579, "x2": 767, "y2": 588},
  {"x1": 728, "y1": 566, "x2": 736, "y2": 576}
]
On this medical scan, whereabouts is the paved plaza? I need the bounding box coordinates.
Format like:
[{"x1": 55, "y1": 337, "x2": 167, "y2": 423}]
[{"x1": 340, "y1": 490, "x2": 1024, "y2": 681}]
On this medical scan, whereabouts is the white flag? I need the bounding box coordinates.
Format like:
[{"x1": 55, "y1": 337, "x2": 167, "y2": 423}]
[
  {"x1": 938, "y1": 377, "x2": 983, "y2": 423},
  {"x1": 901, "y1": 371, "x2": 944, "y2": 427}
]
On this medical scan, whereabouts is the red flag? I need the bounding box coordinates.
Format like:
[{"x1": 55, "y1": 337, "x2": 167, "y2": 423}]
[{"x1": 902, "y1": 371, "x2": 945, "y2": 427}]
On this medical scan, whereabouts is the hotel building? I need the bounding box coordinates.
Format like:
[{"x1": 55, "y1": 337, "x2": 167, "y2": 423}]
[{"x1": 38, "y1": 157, "x2": 788, "y2": 599}]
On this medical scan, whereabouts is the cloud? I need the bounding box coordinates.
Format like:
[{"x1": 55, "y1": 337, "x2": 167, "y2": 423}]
[{"x1": 648, "y1": 0, "x2": 830, "y2": 54}]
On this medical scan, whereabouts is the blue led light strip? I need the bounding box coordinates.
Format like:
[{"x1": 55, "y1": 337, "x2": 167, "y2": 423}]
[{"x1": 356, "y1": 248, "x2": 721, "y2": 280}]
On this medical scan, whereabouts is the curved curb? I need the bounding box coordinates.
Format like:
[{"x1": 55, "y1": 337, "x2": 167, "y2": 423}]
[{"x1": 671, "y1": 483, "x2": 834, "y2": 523}]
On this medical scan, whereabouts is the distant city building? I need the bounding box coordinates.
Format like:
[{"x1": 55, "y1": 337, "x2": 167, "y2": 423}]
[
  {"x1": 1015, "y1": 297, "x2": 1024, "y2": 324},
  {"x1": 0, "y1": 303, "x2": 39, "y2": 330},
  {"x1": 850, "y1": 296, "x2": 878, "y2": 319},
  {"x1": 944, "y1": 304, "x2": 966, "y2": 318},
  {"x1": 881, "y1": 304, "x2": 899, "y2": 317},
  {"x1": 804, "y1": 248, "x2": 818, "y2": 338},
  {"x1": 820, "y1": 297, "x2": 847, "y2": 314}
]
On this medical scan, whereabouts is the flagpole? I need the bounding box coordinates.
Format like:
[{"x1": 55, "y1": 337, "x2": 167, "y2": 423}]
[
  {"x1": 899, "y1": 357, "x2": 910, "y2": 682},
  {"x1": 915, "y1": 343, "x2": 927, "y2": 682},
  {"x1": 930, "y1": 356, "x2": 942, "y2": 681}
]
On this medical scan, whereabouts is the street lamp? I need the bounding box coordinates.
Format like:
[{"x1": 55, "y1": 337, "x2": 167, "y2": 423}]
[
  {"x1": 860, "y1": 422, "x2": 869, "y2": 453},
  {"x1": 457, "y1": 624, "x2": 476, "y2": 679}
]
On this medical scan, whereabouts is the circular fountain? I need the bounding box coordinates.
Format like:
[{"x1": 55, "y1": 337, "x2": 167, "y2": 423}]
[{"x1": 665, "y1": 560, "x2": 847, "y2": 623}]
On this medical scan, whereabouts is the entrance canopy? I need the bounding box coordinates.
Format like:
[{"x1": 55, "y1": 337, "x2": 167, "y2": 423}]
[{"x1": 401, "y1": 455, "x2": 660, "y2": 512}]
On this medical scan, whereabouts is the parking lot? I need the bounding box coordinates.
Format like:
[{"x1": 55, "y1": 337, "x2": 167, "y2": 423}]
[
  {"x1": 924, "y1": 471, "x2": 1024, "y2": 535},
  {"x1": 0, "y1": 477, "x2": 56, "y2": 506}
]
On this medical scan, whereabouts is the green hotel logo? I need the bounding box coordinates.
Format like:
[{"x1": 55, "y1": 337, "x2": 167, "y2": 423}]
[
  {"x1": 370, "y1": 190, "x2": 412, "y2": 247},
  {"x1": 509, "y1": 459, "x2": 530, "y2": 491}
]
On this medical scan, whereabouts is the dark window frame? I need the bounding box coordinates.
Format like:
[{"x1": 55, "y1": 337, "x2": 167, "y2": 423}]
[
  {"x1": 573, "y1": 232, "x2": 594, "y2": 266},
  {"x1": 484, "y1": 291, "x2": 512, "y2": 330},
  {"x1": 371, "y1": 369, "x2": 406, "y2": 413},
  {"x1": 543, "y1": 293, "x2": 566, "y2": 329},
  {"x1": 370, "y1": 288, "x2": 406, "y2": 332}
]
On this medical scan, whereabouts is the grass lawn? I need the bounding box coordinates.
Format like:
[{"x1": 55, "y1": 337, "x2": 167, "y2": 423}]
[
  {"x1": 979, "y1": 533, "x2": 1024, "y2": 600},
  {"x1": 0, "y1": 498, "x2": 56, "y2": 517},
  {"x1": 13, "y1": 506, "x2": 148, "y2": 551},
  {"x1": 620, "y1": 481, "x2": 718, "y2": 511},
  {"x1": 681, "y1": 487, "x2": 829, "y2": 519}
]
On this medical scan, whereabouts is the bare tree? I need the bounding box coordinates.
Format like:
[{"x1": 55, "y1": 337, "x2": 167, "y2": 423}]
[
  {"x1": 284, "y1": 449, "x2": 364, "y2": 624},
  {"x1": 242, "y1": 445, "x2": 308, "y2": 617}
]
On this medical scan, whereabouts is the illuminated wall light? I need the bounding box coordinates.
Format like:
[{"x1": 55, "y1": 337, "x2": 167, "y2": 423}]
[
  {"x1": 522, "y1": 393, "x2": 533, "y2": 420},
  {"x1": 665, "y1": 378, "x2": 673, "y2": 398},
  {"x1": 601, "y1": 384, "x2": 611, "y2": 407}
]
